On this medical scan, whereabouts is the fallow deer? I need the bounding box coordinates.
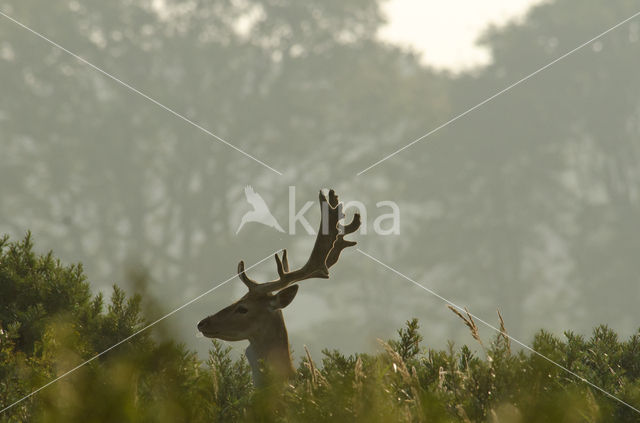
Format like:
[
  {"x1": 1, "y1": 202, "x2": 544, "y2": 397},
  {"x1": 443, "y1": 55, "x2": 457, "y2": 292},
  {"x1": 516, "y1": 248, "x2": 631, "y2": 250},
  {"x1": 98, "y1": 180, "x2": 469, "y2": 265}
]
[{"x1": 197, "y1": 189, "x2": 360, "y2": 385}]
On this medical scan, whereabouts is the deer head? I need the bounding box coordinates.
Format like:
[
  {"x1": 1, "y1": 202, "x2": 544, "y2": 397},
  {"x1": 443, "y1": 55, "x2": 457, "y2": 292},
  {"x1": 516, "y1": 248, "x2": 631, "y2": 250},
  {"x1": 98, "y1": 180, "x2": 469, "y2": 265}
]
[{"x1": 197, "y1": 189, "x2": 360, "y2": 385}]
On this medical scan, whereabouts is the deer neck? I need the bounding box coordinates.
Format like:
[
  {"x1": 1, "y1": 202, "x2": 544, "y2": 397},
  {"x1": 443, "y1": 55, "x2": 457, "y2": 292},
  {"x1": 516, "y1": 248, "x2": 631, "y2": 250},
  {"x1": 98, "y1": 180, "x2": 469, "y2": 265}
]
[{"x1": 246, "y1": 310, "x2": 294, "y2": 386}]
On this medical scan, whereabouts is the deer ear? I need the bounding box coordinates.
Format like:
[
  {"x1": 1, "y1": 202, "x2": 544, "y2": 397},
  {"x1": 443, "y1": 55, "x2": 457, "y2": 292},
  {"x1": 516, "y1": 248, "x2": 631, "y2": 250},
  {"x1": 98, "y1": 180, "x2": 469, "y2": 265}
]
[{"x1": 272, "y1": 285, "x2": 299, "y2": 309}]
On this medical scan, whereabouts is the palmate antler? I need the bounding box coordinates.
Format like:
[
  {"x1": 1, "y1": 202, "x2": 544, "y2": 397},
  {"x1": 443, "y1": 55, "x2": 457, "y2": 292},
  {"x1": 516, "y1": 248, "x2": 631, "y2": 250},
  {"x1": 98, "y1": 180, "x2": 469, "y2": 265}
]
[{"x1": 237, "y1": 189, "x2": 361, "y2": 295}]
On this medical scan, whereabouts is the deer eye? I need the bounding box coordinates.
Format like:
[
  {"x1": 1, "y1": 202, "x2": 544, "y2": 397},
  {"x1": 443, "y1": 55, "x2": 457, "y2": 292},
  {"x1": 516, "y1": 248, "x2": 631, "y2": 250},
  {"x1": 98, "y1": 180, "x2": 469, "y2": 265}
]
[{"x1": 236, "y1": 306, "x2": 249, "y2": 314}]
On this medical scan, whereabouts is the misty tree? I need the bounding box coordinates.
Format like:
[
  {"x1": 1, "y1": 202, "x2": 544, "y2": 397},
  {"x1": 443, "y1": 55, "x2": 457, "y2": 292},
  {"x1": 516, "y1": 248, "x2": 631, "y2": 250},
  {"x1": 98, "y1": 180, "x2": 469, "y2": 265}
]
[{"x1": 1, "y1": 0, "x2": 640, "y2": 355}]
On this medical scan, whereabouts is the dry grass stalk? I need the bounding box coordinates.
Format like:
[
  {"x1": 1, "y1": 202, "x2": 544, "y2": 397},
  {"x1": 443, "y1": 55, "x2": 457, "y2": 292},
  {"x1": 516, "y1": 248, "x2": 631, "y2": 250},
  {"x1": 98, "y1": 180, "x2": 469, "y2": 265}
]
[
  {"x1": 438, "y1": 366, "x2": 447, "y2": 390},
  {"x1": 303, "y1": 345, "x2": 318, "y2": 389},
  {"x1": 497, "y1": 309, "x2": 511, "y2": 355},
  {"x1": 447, "y1": 305, "x2": 484, "y2": 349},
  {"x1": 378, "y1": 339, "x2": 412, "y2": 384},
  {"x1": 353, "y1": 355, "x2": 364, "y2": 386},
  {"x1": 377, "y1": 338, "x2": 422, "y2": 414}
]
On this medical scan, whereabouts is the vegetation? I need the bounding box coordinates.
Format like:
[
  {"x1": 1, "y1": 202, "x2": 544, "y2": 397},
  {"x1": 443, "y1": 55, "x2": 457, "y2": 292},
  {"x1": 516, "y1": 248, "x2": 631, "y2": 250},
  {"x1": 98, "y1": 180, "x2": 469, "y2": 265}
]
[
  {"x1": 3, "y1": 0, "x2": 640, "y2": 354},
  {"x1": 2, "y1": 1, "x2": 639, "y2": 420},
  {"x1": 2, "y1": 234, "x2": 640, "y2": 422}
]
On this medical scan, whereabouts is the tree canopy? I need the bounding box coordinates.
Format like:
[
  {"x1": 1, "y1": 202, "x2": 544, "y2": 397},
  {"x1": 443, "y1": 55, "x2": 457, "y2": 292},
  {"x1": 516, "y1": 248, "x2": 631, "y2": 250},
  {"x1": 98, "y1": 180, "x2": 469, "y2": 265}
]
[{"x1": 1, "y1": 0, "x2": 639, "y2": 356}]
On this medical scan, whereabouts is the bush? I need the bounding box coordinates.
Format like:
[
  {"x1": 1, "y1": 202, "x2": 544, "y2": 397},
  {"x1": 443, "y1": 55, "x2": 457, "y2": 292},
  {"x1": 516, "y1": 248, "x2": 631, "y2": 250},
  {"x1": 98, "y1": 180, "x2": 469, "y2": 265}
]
[{"x1": 1, "y1": 233, "x2": 639, "y2": 422}]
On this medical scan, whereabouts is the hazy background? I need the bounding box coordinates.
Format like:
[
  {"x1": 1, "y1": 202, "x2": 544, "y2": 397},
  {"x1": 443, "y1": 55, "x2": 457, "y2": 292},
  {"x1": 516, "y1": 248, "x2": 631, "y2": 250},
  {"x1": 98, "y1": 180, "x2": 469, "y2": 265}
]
[{"x1": 1, "y1": 0, "x2": 639, "y2": 361}]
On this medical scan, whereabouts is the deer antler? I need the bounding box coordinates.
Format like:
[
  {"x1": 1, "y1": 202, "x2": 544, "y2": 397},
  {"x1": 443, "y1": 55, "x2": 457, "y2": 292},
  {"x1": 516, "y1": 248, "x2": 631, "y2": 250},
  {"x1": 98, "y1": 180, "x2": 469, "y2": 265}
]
[{"x1": 237, "y1": 189, "x2": 360, "y2": 295}]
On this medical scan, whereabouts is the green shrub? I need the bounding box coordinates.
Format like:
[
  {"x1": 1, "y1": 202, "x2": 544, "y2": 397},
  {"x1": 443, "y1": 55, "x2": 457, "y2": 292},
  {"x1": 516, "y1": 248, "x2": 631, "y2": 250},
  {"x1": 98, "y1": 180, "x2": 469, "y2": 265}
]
[{"x1": 1, "y1": 233, "x2": 639, "y2": 422}]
